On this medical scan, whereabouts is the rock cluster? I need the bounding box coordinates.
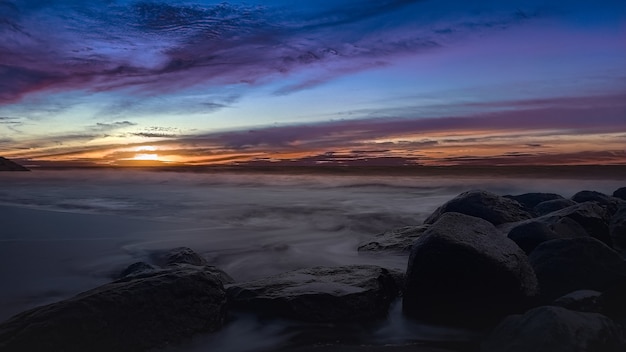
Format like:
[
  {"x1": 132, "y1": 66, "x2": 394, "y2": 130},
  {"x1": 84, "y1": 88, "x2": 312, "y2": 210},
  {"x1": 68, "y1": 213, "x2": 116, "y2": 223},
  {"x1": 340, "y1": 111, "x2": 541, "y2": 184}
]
[{"x1": 1, "y1": 187, "x2": 625, "y2": 352}]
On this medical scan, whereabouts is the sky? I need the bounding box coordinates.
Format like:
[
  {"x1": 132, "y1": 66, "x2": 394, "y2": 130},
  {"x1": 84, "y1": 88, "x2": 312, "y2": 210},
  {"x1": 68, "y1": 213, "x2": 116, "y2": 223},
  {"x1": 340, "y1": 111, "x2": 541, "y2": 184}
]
[{"x1": 1, "y1": 0, "x2": 625, "y2": 167}]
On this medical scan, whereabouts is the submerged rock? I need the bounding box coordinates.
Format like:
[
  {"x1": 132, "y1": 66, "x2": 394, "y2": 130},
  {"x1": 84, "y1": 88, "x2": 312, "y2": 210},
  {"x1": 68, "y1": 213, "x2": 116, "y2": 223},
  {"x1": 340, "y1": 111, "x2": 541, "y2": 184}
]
[
  {"x1": 424, "y1": 190, "x2": 532, "y2": 226},
  {"x1": 482, "y1": 306, "x2": 625, "y2": 352},
  {"x1": 0, "y1": 266, "x2": 228, "y2": 352},
  {"x1": 357, "y1": 225, "x2": 429, "y2": 253},
  {"x1": 528, "y1": 237, "x2": 626, "y2": 302},
  {"x1": 227, "y1": 265, "x2": 403, "y2": 322},
  {"x1": 404, "y1": 212, "x2": 538, "y2": 327}
]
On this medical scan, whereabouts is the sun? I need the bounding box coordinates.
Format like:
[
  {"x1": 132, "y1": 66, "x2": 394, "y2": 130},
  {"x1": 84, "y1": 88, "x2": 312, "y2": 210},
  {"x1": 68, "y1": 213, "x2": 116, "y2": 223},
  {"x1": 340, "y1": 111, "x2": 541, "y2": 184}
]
[
  {"x1": 133, "y1": 153, "x2": 159, "y2": 161},
  {"x1": 132, "y1": 146, "x2": 159, "y2": 161}
]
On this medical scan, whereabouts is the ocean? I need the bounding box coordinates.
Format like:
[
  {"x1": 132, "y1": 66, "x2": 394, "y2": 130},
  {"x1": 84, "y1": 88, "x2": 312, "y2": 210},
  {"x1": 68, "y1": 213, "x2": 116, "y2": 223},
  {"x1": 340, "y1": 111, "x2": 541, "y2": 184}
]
[{"x1": 0, "y1": 169, "x2": 623, "y2": 351}]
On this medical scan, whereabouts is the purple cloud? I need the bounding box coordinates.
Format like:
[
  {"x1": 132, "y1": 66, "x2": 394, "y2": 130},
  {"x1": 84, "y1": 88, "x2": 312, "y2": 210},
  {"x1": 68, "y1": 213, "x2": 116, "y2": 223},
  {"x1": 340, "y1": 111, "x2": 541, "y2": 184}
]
[{"x1": 0, "y1": 0, "x2": 542, "y2": 103}]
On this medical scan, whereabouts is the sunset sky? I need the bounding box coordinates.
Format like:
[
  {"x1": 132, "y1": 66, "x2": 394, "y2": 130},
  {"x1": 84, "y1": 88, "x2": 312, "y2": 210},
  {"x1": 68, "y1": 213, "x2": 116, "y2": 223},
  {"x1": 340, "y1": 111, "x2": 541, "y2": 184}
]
[{"x1": 1, "y1": 0, "x2": 625, "y2": 167}]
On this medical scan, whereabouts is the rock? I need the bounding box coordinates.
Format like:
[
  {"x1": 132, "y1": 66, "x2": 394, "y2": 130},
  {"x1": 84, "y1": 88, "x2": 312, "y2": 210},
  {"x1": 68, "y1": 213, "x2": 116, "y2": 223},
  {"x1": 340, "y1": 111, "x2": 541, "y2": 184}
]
[
  {"x1": 155, "y1": 246, "x2": 210, "y2": 266},
  {"x1": 404, "y1": 213, "x2": 538, "y2": 327},
  {"x1": 0, "y1": 157, "x2": 29, "y2": 171},
  {"x1": 552, "y1": 290, "x2": 602, "y2": 313},
  {"x1": 507, "y1": 217, "x2": 588, "y2": 254},
  {"x1": 540, "y1": 202, "x2": 613, "y2": 246},
  {"x1": 481, "y1": 306, "x2": 625, "y2": 352},
  {"x1": 146, "y1": 247, "x2": 234, "y2": 284},
  {"x1": 505, "y1": 193, "x2": 564, "y2": 212},
  {"x1": 572, "y1": 190, "x2": 624, "y2": 216},
  {"x1": 610, "y1": 204, "x2": 626, "y2": 252},
  {"x1": 597, "y1": 280, "x2": 626, "y2": 323},
  {"x1": 226, "y1": 265, "x2": 403, "y2": 322},
  {"x1": 0, "y1": 266, "x2": 228, "y2": 352},
  {"x1": 357, "y1": 225, "x2": 429, "y2": 253},
  {"x1": 119, "y1": 261, "x2": 159, "y2": 278},
  {"x1": 528, "y1": 237, "x2": 626, "y2": 302},
  {"x1": 533, "y1": 198, "x2": 577, "y2": 216},
  {"x1": 614, "y1": 187, "x2": 626, "y2": 201},
  {"x1": 424, "y1": 190, "x2": 533, "y2": 226}
]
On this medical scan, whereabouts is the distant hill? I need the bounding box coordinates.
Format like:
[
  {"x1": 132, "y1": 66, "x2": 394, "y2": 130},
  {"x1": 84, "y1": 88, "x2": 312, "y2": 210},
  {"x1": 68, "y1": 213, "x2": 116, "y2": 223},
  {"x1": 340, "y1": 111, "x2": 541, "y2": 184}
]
[{"x1": 0, "y1": 157, "x2": 29, "y2": 171}]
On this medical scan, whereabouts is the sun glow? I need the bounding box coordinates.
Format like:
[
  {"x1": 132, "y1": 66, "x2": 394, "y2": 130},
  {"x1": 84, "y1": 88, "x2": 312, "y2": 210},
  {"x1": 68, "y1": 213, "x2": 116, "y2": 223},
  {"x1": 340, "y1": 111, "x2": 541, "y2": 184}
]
[{"x1": 133, "y1": 153, "x2": 159, "y2": 161}]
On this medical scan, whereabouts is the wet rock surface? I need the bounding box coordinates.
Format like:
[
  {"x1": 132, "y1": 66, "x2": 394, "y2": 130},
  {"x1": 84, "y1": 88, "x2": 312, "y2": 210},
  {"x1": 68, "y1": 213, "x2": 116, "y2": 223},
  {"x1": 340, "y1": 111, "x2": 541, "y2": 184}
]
[
  {"x1": 358, "y1": 225, "x2": 430, "y2": 253},
  {"x1": 404, "y1": 212, "x2": 538, "y2": 327},
  {"x1": 227, "y1": 265, "x2": 403, "y2": 322},
  {"x1": 0, "y1": 265, "x2": 228, "y2": 352}
]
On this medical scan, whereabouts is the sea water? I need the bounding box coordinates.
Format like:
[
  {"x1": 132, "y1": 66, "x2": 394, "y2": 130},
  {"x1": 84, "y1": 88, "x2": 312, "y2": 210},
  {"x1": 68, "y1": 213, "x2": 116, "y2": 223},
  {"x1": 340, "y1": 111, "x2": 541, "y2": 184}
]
[{"x1": 0, "y1": 170, "x2": 623, "y2": 350}]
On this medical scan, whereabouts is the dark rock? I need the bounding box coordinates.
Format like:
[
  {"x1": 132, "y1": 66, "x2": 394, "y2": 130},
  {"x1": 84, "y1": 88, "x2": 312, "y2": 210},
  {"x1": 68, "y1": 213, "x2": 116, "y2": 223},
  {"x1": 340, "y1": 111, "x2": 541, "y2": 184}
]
[
  {"x1": 598, "y1": 280, "x2": 626, "y2": 322},
  {"x1": 424, "y1": 190, "x2": 533, "y2": 226},
  {"x1": 156, "y1": 246, "x2": 210, "y2": 266},
  {"x1": 529, "y1": 237, "x2": 626, "y2": 302},
  {"x1": 610, "y1": 204, "x2": 626, "y2": 252},
  {"x1": 540, "y1": 202, "x2": 613, "y2": 246},
  {"x1": 614, "y1": 187, "x2": 626, "y2": 201},
  {"x1": 505, "y1": 192, "x2": 564, "y2": 212},
  {"x1": 0, "y1": 266, "x2": 228, "y2": 352},
  {"x1": 404, "y1": 212, "x2": 538, "y2": 327},
  {"x1": 552, "y1": 290, "x2": 602, "y2": 313},
  {"x1": 119, "y1": 261, "x2": 159, "y2": 278},
  {"x1": 533, "y1": 198, "x2": 577, "y2": 216},
  {"x1": 572, "y1": 190, "x2": 624, "y2": 216},
  {"x1": 357, "y1": 225, "x2": 429, "y2": 253},
  {"x1": 147, "y1": 247, "x2": 234, "y2": 284},
  {"x1": 507, "y1": 217, "x2": 588, "y2": 254},
  {"x1": 482, "y1": 306, "x2": 625, "y2": 352},
  {"x1": 226, "y1": 265, "x2": 403, "y2": 322},
  {"x1": 0, "y1": 157, "x2": 29, "y2": 171}
]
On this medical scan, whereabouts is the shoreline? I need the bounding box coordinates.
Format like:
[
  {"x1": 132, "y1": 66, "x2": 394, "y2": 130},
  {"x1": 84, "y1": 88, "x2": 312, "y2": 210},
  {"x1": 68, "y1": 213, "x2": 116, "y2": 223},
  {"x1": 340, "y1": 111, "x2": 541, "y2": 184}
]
[{"x1": 20, "y1": 164, "x2": 626, "y2": 180}]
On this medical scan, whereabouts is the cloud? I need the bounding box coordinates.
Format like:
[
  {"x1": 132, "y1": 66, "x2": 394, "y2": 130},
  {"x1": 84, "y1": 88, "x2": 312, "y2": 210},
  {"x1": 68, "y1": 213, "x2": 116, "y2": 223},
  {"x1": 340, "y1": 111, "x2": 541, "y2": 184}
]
[
  {"x1": 0, "y1": 0, "x2": 544, "y2": 103},
  {"x1": 90, "y1": 120, "x2": 136, "y2": 132},
  {"x1": 194, "y1": 93, "x2": 626, "y2": 150}
]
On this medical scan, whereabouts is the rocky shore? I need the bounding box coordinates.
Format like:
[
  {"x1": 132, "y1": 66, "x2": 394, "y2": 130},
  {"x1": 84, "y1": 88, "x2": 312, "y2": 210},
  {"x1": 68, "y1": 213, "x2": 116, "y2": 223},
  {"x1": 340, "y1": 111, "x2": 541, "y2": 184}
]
[{"x1": 1, "y1": 187, "x2": 625, "y2": 351}]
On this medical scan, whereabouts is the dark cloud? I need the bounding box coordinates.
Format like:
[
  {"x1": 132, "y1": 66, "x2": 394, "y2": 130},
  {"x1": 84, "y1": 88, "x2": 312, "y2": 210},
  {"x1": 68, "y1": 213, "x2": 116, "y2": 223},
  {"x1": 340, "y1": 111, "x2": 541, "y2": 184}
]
[
  {"x1": 90, "y1": 120, "x2": 136, "y2": 131},
  {"x1": 440, "y1": 150, "x2": 626, "y2": 166}
]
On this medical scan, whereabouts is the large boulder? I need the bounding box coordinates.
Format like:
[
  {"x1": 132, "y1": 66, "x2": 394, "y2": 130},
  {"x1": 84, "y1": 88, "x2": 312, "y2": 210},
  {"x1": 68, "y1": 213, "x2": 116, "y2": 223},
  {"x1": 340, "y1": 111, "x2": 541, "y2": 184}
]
[
  {"x1": 533, "y1": 198, "x2": 577, "y2": 216},
  {"x1": 614, "y1": 187, "x2": 626, "y2": 201},
  {"x1": 610, "y1": 204, "x2": 626, "y2": 252},
  {"x1": 226, "y1": 265, "x2": 402, "y2": 322},
  {"x1": 528, "y1": 237, "x2": 626, "y2": 302},
  {"x1": 507, "y1": 217, "x2": 588, "y2": 254},
  {"x1": 539, "y1": 202, "x2": 613, "y2": 246},
  {"x1": 505, "y1": 192, "x2": 564, "y2": 213},
  {"x1": 404, "y1": 212, "x2": 538, "y2": 327},
  {"x1": 572, "y1": 190, "x2": 624, "y2": 216},
  {"x1": 424, "y1": 190, "x2": 533, "y2": 226},
  {"x1": 482, "y1": 306, "x2": 625, "y2": 352},
  {"x1": 552, "y1": 290, "x2": 602, "y2": 313},
  {"x1": 0, "y1": 266, "x2": 228, "y2": 352},
  {"x1": 357, "y1": 225, "x2": 429, "y2": 253}
]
